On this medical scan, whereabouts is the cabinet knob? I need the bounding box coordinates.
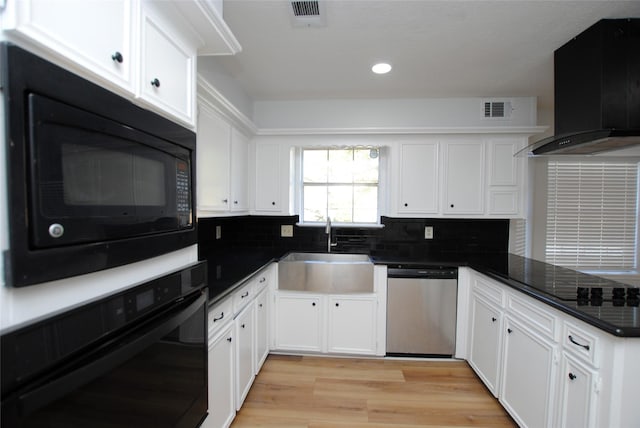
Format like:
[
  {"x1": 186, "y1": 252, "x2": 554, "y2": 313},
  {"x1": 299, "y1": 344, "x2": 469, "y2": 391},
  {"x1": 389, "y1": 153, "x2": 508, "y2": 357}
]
[
  {"x1": 491, "y1": 317, "x2": 497, "y2": 322},
  {"x1": 450, "y1": 204, "x2": 455, "y2": 208},
  {"x1": 241, "y1": 323, "x2": 246, "y2": 329},
  {"x1": 404, "y1": 203, "x2": 408, "y2": 207},
  {"x1": 111, "y1": 51, "x2": 123, "y2": 63},
  {"x1": 227, "y1": 337, "x2": 232, "y2": 342},
  {"x1": 335, "y1": 302, "x2": 339, "y2": 307},
  {"x1": 568, "y1": 373, "x2": 577, "y2": 380},
  {"x1": 507, "y1": 328, "x2": 513, "y2": 334},
  {"x1": 234, "y1": 200, "x2": 238, "y2": 204},
  {"x1": 272, "y1": 201, "x2": 276, "y2": 206},
  {"x1": 259, "y1": 303, "x2": 263, "y2": 308},
  {"x1": 312, "y1": 302, "x2": 316, "y2": 306},
  {"x1": 150, "y1": 78, "x2": 161, "y2": 88},
  {"x1": 223, "y1": 199, "x2": 228, "y2": 203}
]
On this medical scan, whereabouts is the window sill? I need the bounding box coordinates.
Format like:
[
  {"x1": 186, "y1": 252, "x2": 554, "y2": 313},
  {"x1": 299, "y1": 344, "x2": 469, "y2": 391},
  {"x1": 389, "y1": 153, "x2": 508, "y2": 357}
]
[{"x1": 295, "y1": 222, "x2": 385, "y2": 229}]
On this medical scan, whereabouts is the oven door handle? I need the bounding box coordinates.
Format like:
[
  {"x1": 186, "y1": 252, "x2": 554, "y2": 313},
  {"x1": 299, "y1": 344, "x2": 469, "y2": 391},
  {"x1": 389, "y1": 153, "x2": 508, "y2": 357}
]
[{"x1": 15, "y1": 290, "x2": 206, "y2": 417}]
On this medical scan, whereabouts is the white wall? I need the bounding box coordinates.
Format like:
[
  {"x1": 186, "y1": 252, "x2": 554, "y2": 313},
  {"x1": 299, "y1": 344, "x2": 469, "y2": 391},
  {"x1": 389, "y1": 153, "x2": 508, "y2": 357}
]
[
  {"x1": 198, "y1": 57, "x2": 254, "y2": 120},
  {"x1": 253, "y1": 97, "x2": 539, "y2": 130}
]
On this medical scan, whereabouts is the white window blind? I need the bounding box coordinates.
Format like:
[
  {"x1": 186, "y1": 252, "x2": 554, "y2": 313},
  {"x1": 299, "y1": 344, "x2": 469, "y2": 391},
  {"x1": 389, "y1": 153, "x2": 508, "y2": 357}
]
[{"x1": 546, "y1": 161, "x2": 639, "y2": 270}]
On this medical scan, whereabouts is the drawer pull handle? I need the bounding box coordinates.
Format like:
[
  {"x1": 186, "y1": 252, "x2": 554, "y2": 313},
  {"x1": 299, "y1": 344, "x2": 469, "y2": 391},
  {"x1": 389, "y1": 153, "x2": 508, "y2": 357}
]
[
  {"x1": 260, "y1": 277, "x2": 266, "y2": 283},
  {"x1": 241, "y1": 292, "x2": 249, "y2": 298},
  {"x1": 213, "y1": 312, "x2": 224, "y2": 322},
  {"x1": 568, "y1": 372, "x2": 577, "y2": 380},
  {"x1": 568, "y1": 335, "x2": 590, "y2": 351}
]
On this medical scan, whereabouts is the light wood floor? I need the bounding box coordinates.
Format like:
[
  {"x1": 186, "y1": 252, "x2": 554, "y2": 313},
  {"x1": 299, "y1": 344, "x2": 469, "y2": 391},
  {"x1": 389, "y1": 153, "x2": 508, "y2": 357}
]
[{"x1": 231, "y1": 354, "x2": 516, "y2": 427}]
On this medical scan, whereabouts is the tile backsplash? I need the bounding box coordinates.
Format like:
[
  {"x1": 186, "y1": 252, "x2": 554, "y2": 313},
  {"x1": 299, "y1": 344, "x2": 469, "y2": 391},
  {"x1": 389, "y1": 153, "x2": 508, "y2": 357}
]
[{"x1": 198, "y1": 215, "x2": 509, "y2": 259}]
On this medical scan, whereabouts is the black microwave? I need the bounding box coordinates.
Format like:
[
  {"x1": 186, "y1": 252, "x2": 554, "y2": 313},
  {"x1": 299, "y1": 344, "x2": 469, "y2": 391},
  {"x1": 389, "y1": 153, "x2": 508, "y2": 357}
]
[{"x1": 2, "y1": 44, "x2": 197, "y2": 287}]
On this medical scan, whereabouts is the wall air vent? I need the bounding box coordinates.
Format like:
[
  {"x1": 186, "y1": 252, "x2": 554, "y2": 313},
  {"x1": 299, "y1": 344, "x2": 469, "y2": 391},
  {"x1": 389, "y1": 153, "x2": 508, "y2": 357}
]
[
  {"x1": 289, "y1": 0, "x2": 326, "y2": 27},
  {"x1": 483, "y1": 100, "x2": 513, "y2": 119}
]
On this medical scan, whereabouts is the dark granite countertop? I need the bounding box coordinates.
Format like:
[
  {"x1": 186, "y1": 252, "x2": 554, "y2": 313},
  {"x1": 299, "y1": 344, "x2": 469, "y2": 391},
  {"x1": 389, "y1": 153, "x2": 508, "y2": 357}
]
[{"x1": 202, "y1": 249, "x2": 640, "y2": 337}]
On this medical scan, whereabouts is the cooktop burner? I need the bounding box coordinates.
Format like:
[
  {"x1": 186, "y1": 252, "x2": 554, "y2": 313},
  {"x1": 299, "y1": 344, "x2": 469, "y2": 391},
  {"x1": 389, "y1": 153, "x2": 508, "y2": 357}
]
[{"x1": 573, "y1": 286, "x2": 640, "y2": 307}]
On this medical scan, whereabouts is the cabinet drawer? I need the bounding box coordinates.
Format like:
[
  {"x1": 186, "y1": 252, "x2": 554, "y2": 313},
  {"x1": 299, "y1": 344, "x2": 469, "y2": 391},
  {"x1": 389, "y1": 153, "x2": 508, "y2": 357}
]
[
  {"x1": 474, "y1": 275, "x2": 505, "y2": 307},
  {"x1": 208, "y1": 297, "x2": 233, "y2": 340},
  {"x1": 563, "y1": 321, "x2": 600, "y2": 368},
  {"x1": 233, "y1": 281, "x2": 255, "y2": 314},
  {"x1": 507, "y1": 292, "x2": 558, "y2": 340},
  {"x1": 254, "y1": 272, "x2": 269, "y2": 293}
]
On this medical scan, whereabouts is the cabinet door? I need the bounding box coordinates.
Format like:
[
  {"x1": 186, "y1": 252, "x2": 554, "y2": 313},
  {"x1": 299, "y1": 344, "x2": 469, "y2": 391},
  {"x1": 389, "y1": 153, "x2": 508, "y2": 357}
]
[
  {"x1": 501, "y1": 317, "x2": 556, "y2": 428},
  {"x1": 230, "y1": 128, "x2": 249, "y2": 212},
  {"x1": 254, "y1": 288, "x2": 269, "y2": 373},
  {"x1": 487, "y1": 139, "x2": 524, "y2": 216},
  {"x1": 556, "y1": 352, "x2": 598, "y2": 428},
  {"x1": 235, "y1": 303, "x2": 255, "y2": 410},
  {"x1": 327, "y1": 296, "x2": 377, "y2": 355},
  {"x1": 208, "y1": 323, "x2": 235, "y2": 428},
  {"x1": 397, "y1": 143, "x2": 439, "y2": 214},
  {"x1": 4, "y1": 0, "x2": 134, "y2": 91},
  {"x1": 468, "y1": 293, "x2": 502, "y2": 397},
  {"x1": 3, "y1": 0, "x2": 136, "y2": 93},
  {"x1": 139, "y1": 6, "x2": 195, "y2": 125},
  {"x1": 274, "y1": 294, "x2": 323, "y2": 352},
  {"x1": 255, "y1": 143, "x2": 282, "y2": 212},
  {"x1": 197, "y1": 104, "x2": 231, "y2": 212},
  {"x1": 442, "y1": 140, "x2": 485, "y2": 214}
]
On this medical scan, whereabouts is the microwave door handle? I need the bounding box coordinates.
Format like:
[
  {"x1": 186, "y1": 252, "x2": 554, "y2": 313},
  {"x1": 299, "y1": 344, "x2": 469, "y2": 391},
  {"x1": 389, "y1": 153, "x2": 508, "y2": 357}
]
[{"x1": 14, "y1": 291, "x2": 206, "y2": 418}]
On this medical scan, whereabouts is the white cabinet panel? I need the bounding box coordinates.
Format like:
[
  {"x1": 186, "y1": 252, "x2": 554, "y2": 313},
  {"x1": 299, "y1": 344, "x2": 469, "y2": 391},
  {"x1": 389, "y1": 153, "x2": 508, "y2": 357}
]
[
  {"x1": 235, "y1": 302, "x2": 255, "y2": 410},
  {"x1": 397, "y1": 143, "x2": 439, "y2": 214},
  {"x1": 207, "y1": 322, "x2": 235, "y2": 428},
  {"x1": 327, "y1": 296, "x2": 377, "y2": 355},
  {"x1": 274, "y1": 294, "x2": 323, "y2": 352},
  {"x1": 468, "y1": 293, "x2": 502, "y2": 396},
  {"x1": 486, "y1": 138, "x2": 525, "y2": 216},
  {"x1": 501, "y1": 316, "x2": 556, "y2": 428},
  {"x1": 254, "y1": 142, "x2": 283, "y2": 212},
  {"x1": 556, "y1": 352, "x2": 598, "y2": 428},
  {"x1": 139, "y1": 6, "x2": 195, "y2": 125},
  {"x1": 197, "y1": 104, "x2": 231, "y2": 212},
  {"x1": 230, "y1": 128, "x2": 249, "y2": 212},
  {"x1": 442, "y1": 141, "x2": 485, "y2": 214},
  {"x1": 3, "y1": 0, "x2": 134, "y2": 92},
  {"x1": 254, "y1": 287, "x2": 270, "y2": 373}
]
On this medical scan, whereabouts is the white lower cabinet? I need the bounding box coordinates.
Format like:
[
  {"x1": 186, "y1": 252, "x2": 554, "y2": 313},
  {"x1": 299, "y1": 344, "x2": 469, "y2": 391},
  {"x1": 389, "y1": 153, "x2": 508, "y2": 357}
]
[
  {"x1": 274, "y1": 291, "x2": 379, "y2": 356},
  {"x1": 235, "y1": 302, "x2": 255, "y2": 410},
  {"x1": 327, "y1": 296, "x2": 377, "y2": 355},
  {"x1": 254, "y1": 287, "x2": 270, "y2": 373},
  {"x1": 207, "y1": 322, "x2": 235, "y2": 428},
  {"x1": 467, "y1": 293, "x2": 503, "y2": 396},
  {"x1": 274, "y1": 293, "x2": 323, "y2": 352},
  {"x1": 500, "y1": 316, "x2": 556, "y2": 428},
  {"x1": 556, "y1": 352, "x2": 598, "y2": 428}
]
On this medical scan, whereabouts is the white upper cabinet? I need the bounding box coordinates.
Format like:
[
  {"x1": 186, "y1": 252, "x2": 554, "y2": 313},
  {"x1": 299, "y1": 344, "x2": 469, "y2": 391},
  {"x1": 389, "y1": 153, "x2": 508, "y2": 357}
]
[
  {"x1": 230, "y1": 128, "x2": 249, "y2": 212},
  {"x1": 2, "y1": 0, "x2": 135, "y2": 92},
  {"x1": 254, "y1": 142, "x2": 284, "y2": 213},
  {"x1": 442, "y1": 139, "x2": 485, "y2": 215},
  {"x1": 138, "y1": 2, "x2": 196, "y2": 126},
  {"x1": 196, "y1": 101, "x2": 249, "y2": 216},
  {"x1": 487, "y1": 137, "x2": 526, "y2": 216},
  {"x1": 397, "y1": 142, "x2": 439, "y2": 214}
]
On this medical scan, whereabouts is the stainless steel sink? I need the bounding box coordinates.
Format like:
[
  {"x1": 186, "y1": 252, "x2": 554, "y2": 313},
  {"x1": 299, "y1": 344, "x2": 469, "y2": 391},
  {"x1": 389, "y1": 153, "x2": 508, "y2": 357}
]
[{"x1": 278, "y1": 252, "x2": 374, "y2": 293}]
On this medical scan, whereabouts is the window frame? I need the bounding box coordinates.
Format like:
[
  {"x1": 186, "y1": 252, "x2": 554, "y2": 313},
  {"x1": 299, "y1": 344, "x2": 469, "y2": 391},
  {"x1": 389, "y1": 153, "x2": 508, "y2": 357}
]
[{"x1": 295, "y1": 146, "x2": 386, "y2": 227}]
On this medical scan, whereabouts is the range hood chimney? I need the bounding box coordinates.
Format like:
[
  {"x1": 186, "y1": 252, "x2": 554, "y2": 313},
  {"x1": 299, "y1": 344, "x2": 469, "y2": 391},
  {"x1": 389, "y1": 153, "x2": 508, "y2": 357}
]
[{"x1": 528, "y1": 18, "x2": 640, "y2": 156}]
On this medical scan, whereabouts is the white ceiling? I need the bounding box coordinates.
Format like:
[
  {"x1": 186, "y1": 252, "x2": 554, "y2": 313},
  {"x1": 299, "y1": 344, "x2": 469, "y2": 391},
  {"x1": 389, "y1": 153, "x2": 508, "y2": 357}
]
[{"x1": 206, "y1": 1, "x2": 640, "y2": 113}]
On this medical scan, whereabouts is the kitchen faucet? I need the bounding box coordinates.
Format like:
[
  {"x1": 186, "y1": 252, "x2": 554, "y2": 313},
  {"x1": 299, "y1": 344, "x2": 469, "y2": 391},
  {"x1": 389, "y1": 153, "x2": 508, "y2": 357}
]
[{"x1": 326, "y1": 216, "x2": 337, "y2": 252}]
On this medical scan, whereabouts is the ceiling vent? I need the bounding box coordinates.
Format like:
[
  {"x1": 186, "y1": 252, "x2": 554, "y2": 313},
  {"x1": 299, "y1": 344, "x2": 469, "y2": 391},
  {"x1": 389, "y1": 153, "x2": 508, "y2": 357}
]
[
  {"x1": 289, "y1": 0, "x2": 326, "y2": 27},
  {"x1": 483, "y1": 100, "x2": 513, "y2": 119}
]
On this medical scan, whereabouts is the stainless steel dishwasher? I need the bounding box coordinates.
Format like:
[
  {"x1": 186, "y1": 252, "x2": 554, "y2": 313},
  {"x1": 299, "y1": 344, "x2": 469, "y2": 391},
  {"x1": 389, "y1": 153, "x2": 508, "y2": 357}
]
[{"x1": 386, "y1": 265, "x2": 458, "y2": 357}]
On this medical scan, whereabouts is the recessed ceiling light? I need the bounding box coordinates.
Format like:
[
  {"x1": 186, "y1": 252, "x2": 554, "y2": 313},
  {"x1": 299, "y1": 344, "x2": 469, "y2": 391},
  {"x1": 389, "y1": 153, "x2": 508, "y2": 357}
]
[{"x1": 371, "y1": 62, "x2": 392, "y2": 74}]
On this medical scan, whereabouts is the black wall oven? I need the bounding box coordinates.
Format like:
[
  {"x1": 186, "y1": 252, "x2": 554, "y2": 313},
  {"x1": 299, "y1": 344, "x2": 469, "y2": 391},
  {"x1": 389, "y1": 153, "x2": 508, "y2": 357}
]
[
  {"x1": 2, "y1": 43, "x2": 197, "y2": 287},
  {"x1": 1, "y1": 262, "x2": 208, "y2": 427}
]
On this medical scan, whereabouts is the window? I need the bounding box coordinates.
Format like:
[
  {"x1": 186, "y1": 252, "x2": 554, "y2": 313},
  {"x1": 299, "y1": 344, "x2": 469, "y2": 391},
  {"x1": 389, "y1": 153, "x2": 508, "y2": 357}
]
[
  {"x1": 301, "y1": 148, "x2": 379, "y2": 224},
  {"x1": 545, "y1": 160, "x2": 639, "y2": 271}
]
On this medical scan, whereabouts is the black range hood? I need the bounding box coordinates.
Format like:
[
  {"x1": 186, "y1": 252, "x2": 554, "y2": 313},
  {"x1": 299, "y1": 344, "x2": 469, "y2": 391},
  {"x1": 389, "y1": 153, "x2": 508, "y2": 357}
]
[{"x1": 529, "y1": 18, "x2": 640, "y2": 156}]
